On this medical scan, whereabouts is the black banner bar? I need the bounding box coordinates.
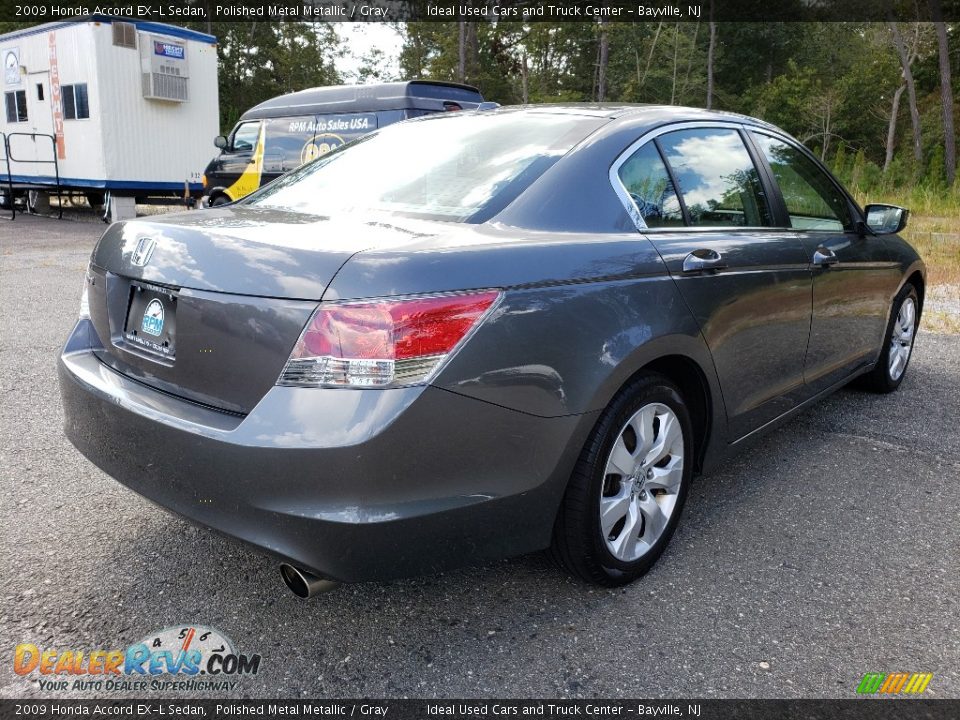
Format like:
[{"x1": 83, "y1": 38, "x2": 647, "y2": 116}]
[
  {"x1": 2, "y1": 0, "x2": 960, "y2": 23},
  {"x1": 2, "y1": 700, "x2": 960, "y2": 720}
]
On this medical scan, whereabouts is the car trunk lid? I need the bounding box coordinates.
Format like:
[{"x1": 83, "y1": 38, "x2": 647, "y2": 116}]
[{"x1": 85, "y1": 206, "x2": 447, "y2": 414}]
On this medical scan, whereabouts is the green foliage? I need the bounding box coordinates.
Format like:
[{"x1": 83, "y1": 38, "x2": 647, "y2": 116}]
[
  {"x1": 396, "y1": 19, "x2": 957, "y2": 199},
  {"x1": 180, "y1": 21, "x2": 342, "y2": 131}
]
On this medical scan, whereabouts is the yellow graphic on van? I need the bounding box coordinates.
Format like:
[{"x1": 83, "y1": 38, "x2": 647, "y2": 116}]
[
  {"x1": 224, "y1": 122, "x2": 265, "y2": 202},
  {"x1": 301, "y1": 133, "x2": 345, "y2": 165}
]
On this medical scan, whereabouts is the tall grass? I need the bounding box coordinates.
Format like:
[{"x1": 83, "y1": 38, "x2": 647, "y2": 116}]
[{"x1": 849, "y1": 186, "x2": 960, "y2": 289}]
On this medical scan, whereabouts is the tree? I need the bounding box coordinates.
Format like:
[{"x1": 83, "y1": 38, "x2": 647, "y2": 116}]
[
  {"x1": 889, "y1": 21, "x2": 923, "y2": 165},
  {"x1": 354, "y1": 48, "x2": 395, "y2": 85},
  {"x1": 706, "y1": 3, "x2": 716, "y2": 110},
  {"x1": 930, "y1": 5, "x2": 955, "y2": 186},
  {"x1": 596, "y1": 17, "x2": 609, "y2": 101}
]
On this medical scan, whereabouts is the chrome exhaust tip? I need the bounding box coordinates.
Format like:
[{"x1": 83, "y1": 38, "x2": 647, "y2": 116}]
[{"x1": 279, "y1": 563, "x2": 340, "y2": 599}]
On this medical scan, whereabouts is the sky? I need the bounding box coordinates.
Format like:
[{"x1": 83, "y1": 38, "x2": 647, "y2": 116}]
[{"x1": 335, "y1": 23, "x2": 404, "y2": 82}]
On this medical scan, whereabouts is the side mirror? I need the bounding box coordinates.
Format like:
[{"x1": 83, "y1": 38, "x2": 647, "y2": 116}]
[
  {"x1": 214, "y1": 135, "x2": 228, "y2": 150},
  {"x1": 864, "y1": 203, "x2": 908, "y2": 235}
]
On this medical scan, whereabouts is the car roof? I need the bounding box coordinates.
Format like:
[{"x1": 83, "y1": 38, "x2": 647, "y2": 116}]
[
  {"x1": 240, "y1": 81, "x2": 484, "y2": 120},
  {"x1": 485, "y1": 103, "x2": 780, "y2": 129}
]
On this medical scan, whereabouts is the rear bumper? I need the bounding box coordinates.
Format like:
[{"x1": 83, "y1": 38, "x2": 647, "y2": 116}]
[{"x1": 58, "y1": 320, "x2": 591, "y2": 582}]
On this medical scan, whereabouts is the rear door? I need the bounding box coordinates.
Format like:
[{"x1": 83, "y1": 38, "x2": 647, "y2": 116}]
[
  {"x1": 614, "y1": 123, "x2": 813, "y2": 440},
  {"x1": 748, "y1": 130, "x2": 900, "y2": 394}
]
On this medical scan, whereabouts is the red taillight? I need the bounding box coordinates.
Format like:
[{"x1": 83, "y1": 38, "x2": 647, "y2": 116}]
[{"x1": 279, "y1": 291, "x2": 500, "y2": 388}]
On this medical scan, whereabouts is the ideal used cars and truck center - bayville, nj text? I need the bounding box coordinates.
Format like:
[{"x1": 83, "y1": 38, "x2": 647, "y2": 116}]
[{"x1": 26, "y1": 4, "x2": 699, "y2": 20}]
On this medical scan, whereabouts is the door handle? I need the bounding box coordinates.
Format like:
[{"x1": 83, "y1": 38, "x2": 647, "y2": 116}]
[
  {"x1": 682, "y1": 249, "x2": 728, "y2": 274},
  {"x1": 812, "y1": 247, "x2": 839, "y2": 267}
]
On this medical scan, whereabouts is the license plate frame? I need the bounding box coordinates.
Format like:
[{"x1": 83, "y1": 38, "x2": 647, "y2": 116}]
[{"x1": 123, "y1": 283, "x2": 177, "y2": 360}]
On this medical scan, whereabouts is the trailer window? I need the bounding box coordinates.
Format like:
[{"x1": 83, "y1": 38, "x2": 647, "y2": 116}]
[
  {"x1": 62, "y1": 84, "x2": 89, "y2": 120},
  {"x1": 4, "y1": 91, "x2": 27, "y2": 123}
]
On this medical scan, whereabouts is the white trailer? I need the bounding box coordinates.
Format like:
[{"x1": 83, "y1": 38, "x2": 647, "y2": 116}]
[{"x1": 0, "y1": 15, "x2": 218, "y2": 220}]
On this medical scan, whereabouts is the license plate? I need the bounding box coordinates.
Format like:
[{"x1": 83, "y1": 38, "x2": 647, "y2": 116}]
[{"x1": 123, "y1": 284, "x2": 177, "y2": 359}]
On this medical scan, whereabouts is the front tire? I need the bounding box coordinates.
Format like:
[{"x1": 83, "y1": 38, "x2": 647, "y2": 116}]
[
  {"x1": 550, "y1": 373, "x2": 694, "y2": 586},
  {"x1": 857, "y1": 284, "x2": 919, "y2": 393}
]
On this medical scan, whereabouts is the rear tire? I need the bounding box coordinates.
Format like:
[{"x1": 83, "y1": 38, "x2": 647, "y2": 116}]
[
  {"x1": 550, "y1": 373, "x2": 694, "y2": 587},
  {"x1": 857, "y1": 284, "x2": 919, "y2": 393}
]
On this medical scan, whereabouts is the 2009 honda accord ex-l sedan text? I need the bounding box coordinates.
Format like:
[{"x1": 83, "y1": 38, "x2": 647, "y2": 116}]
[{"x1": 59, "y1": 106, "x2": 925, "y2": 597}]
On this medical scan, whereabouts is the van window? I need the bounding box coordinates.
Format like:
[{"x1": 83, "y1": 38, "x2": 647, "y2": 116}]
[
  {"x1": 230, "y1": 122, "x2": 260, "y2": 153},
  {"x1": 263, "y1": 117, "x2": 317, "y2": 174},
  {"x1": 4, "y1": 90, "x2": 27, "y2": 123}
]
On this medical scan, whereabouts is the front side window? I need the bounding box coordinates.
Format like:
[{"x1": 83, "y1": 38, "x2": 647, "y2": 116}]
[
  {"x1": 657, "y1": 128, "x2": 773, "y2": 227},
  {"x1": 5, "y1": 90, "x2": 27, "y2": 123},
  {"x1": 62, "y1": 84, "x2": 90, "y2": 120},
  {"x1": 617, "y1": 142, "x2": 684, "y2": 228},
  {"x1": 230, "y1": 122, "x2": 261, "y2": 153},
  {"x1": 248, "y1": 112, "x2": 597, "y2": 222},
  {"x1": 751, "y1": 132, "x2": 852, "y2": 231}
]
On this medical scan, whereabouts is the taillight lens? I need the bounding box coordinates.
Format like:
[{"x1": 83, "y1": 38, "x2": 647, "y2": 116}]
[{"x1": 278, "y1": 291, "x2": 500, "y2": 388}]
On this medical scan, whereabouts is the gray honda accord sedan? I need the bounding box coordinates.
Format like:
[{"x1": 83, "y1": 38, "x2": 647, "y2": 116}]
[{"x1": 59, "y1": 105, "x2": 925, "y2": 596}]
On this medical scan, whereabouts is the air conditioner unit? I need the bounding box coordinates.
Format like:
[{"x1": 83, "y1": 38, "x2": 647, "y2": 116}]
[{"x1": 140, "y1": 34, "x2": 189, "y2": 102}]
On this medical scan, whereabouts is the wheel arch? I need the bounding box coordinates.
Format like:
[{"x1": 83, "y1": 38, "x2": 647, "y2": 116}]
[
  {"x1": 904, "y1": 269, "x2": 925, "y2": 318},
  {"x1": 640, "y1": 355, "x2": 713, "y2": 474},
  {"x1": 206, "y1": 187, "x2": 233, "y2": 206},
  {"x1": 586, "y1": 339, "x2": 726, "y2": 476}
]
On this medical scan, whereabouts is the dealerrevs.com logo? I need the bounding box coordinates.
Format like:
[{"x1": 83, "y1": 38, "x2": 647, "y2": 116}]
[
  {"x1": 14, "y1": 626, "x2": 261, "y2": 693},
  {"x1": 856, "y1": 672, "x2": 934, "y2": 695}
]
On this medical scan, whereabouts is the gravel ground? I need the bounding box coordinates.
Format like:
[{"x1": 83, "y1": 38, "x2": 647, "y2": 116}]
[{"x1": 1, "y1": 215, "x2": 958, "y2": 700}]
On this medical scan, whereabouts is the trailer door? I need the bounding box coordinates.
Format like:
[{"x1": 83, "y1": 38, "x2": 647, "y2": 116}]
[{"x1": 25, "y1": 71, "x2": 54, "y2": 164}]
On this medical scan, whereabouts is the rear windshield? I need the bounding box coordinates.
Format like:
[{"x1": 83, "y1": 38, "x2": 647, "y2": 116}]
[{"x1": 245, "y1": 112, "x2": 598, "y2": 222}]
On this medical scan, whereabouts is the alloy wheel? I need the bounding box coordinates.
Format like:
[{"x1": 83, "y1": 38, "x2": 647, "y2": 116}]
[
  {"x1": 888, "y1": 297, "x2": 916, "y2": 381},
  {"x1": 600, "y1": 402, "x2": 684, "y2": 562}
]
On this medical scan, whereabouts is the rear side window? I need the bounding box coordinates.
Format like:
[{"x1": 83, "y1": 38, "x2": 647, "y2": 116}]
[
  {"x1": 657, "y1": 128, "x2": 773, "y2": 227},
  {"x1": 751, "y1": 132, "x2": 852, "y2": 231},
  {"x1": 616, "y1": 143, "x2": 684, "y2": 228}
]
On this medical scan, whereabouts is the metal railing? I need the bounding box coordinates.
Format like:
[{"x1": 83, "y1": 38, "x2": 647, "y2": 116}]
[
  {"x1": 0, "y1": 132, "x2": 14, "y2": 221},
  {"x1": 1, "y1": 132, "x2": 63, "y2": 220}
]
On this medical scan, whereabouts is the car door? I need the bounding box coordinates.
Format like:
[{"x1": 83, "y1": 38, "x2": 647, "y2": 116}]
[
  {"x1": 748, "y1": 130, "x2": 902, "y2": 394},
  {"x1": 211, "y1": 120, "x2": 263, "y2": 201},
  {"x1": 613, "y1": 124, "x2": 813, "y2": 440}
]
